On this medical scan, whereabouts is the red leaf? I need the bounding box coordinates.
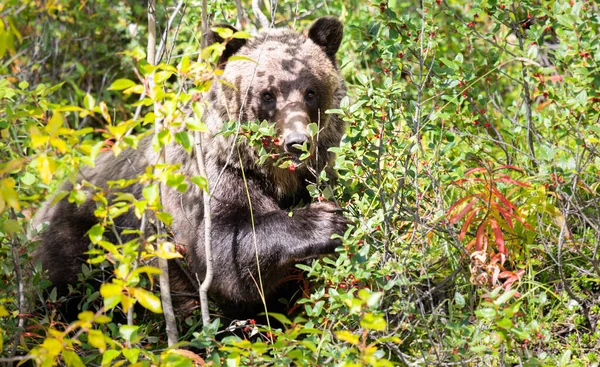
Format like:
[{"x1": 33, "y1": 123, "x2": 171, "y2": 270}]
[
  {"x1": 466, "y1": 238, "x2": 476, "y2": 252},
  {"x1": 446, "y1": 196, "x2": 472, "y2": 215},
  {"x1": 492, "y1": 201, "x2": 515, "y2": 230},
  {"x1": 498, "y1": 271, "x2": 515, "y2": 279},
  {"x1": 454, "y1": 177, "x2": 486, "y2": 185},
  {"x1": 494, "y1": 173, "x2": 531, "y2": 188},
  {"x1": 450, "y1": 198, "x2": 478, "y2": 225},
  {"x1": 493, "y1": 165, "x2": 524, "y2": 173},
  {"x1": 475, "y1": 222, "x2": 486, "y2": 251},
  {"x1": 459, "y1": 208, "x2": 480, "y2": 241},
  {"x1": 490, "y1": 186, "x2": 518, "y2": 212},
  {"x1": 464, "y1": 167, "x2": 487, "y2": 176},
  {"x1": 512, "y1": 212, "x2": 535, "y2": 231},
  {"x1": 489, "y1": 218, "x2": 507, "y2": 256}
]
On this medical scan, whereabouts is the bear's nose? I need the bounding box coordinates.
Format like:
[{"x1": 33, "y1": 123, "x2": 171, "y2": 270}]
[{"x1": 284, "y1": 133, "x2": 311, "y2": 156}]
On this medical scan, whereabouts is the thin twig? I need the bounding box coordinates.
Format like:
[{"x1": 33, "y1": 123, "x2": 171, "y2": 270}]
[
  {"x1": 8, "y1": 210, "x2": 25, "y2": 367},
  {"x1": 252, "y1": 0, "x2": 270, "y2": 29},
  {"x1": 148, "y1": 0, "x2": 178, "y2": 346},
  {"x1": 195, "y1": 133, "x2": 213, "y2": 326}
]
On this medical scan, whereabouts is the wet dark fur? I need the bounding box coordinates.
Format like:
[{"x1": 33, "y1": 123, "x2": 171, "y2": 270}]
[{"x1": 32, "y1": 17, "x2": 347, "y2": 323}]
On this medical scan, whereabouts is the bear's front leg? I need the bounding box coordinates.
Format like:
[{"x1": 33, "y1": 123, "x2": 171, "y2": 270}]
[{"x1": 252, "y1": 201, "x2": 348, "y2": 264}]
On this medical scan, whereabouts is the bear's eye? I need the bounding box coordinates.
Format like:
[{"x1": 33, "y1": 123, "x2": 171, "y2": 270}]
[
  {"x1": 305, "y1": 90, "x2": 316, "y2": 101},
  {"x1": 262, "y1": 92, "x2": 275, "y2": 103}
]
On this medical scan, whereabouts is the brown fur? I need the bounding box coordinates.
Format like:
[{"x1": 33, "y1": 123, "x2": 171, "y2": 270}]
[{"x1": 33, "y1": 17, "x2": 347, "y2": 322}]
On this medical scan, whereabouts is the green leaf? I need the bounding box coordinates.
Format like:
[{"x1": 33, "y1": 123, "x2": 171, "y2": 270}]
[
  {"x1": 119, "y1": 325, "x2": 140, "y2": 342},
  {"x1": 101, "y1": 350, "x2": 121, "y2": 367},
  {"x1": 3, "y1": 219, "x2": 20, "y2": 235},
  {"x1": 175, "y1": 131, "x2": 192, "y2": 152},
  {"x1": 83, "y1": 93, "x2": 95, "y2": 110},
  {"x1": 190, "y1": 175, "x2": 208, "y2": 191},
  {"x1": 156, "y1": 211, "x2": 173, "y2": 226},
  {"x1": 475, "y1": 308, "x2": 497, "y2": 319},
  {"x1": 307, "y1": 122, "x2": 319, "y2": 137},
  {"x1": 187, "y1": 118, "x2": 208, "y2": 132},
  {"x1": 63, "y1": 350, "x2": 85, "y2": 367},
  {"x1": 108, "y1": 78, "x2": 137, "y2": 91},
  {"x1": 361, "y1": 312, "x2": 387, "y2": 331},
  {"x1": 123, "y1": 348, "x2": 141, "y2": 364},
  {"x1": 142, "y1": 184, "x2": 159, "y2": 206},
  {"x1": 263, "y1": 312, "x2": 292, "y2": 326},
  {"x1": 440, "y1": 57, "x2": 458, "y2": 70},
  {"x1": 227, "y1": 55, "x2": 256, "y2": 63},
  {"x1": 494, "y1": 289, "x2": 517, "y2": 306},
  {"x1": 88, "y1": 224, "x2": 105, "y2": 244},
  {"x1": 213, "y1": 27, "x2": 233, "y2": 39},
  {"x1": 20, "y1": 172, "x2": 35, "y2": 186},
  {"x1": 560, "y1": 350, "x2": 572, "y2": 366},
  {"x1": 496, "y1": 317, "x2": 513, "y2": 330},
  {"x1": 454, "y1": 292, "x2": 466, "y2": 308},
  {"x1": 154, "y1": 70, "x2": 173, "y2": 84},
  {"x1": 232, "y1": 31, "x2": 251, "y2": 39}
]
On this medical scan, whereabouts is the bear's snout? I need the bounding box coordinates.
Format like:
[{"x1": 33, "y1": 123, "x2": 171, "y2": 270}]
[{"x1": 284, "y1": 132, "x2": 311, "y2": 155}]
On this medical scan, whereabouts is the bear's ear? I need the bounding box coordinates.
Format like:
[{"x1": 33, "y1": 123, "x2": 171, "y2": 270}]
[
  {"x1": 207, "y1": 24, "x2": 247, "y2": 68},
  {"x1": 308, "y1": 17, "x2": 343, "y2": 61}
]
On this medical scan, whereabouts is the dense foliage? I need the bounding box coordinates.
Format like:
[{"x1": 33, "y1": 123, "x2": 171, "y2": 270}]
[{"x1": 1, "y1": 0, "x2": 599, "y2": 365}]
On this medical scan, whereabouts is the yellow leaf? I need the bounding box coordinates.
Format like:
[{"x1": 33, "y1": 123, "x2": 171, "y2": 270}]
[
  {"x1": 0, "y1": 305, "x2": 9, "y2": 317},
  {"x1": 1, "y1": 178, "x2": 20, "y2": 211},
  {"x1": 166, "y1": 349, "x2": 205, "y2": 365},
  {"x1": 36, "y1": 155, "x2": 56, "y2": 184},
  {"x1": 88, "y1": 329, "x2": 106, "y2": 352},
  {"x1": 100, "y1": 283, "x2": 123, "y2": 298},
  {"x1": 29, "y1": 126, "x2": 49, "y2": 148},
  {"x1": 120, "y1": 294, "x2": 133, "y2": 313},
  {"x1": 3, "y1": 219, "x2": 20, "y2": 235},
  {"x1": 41, "y1": 337, "x2": 63, "y2": 359},
  {"x1": 154, "y1": 241, "x2": 183, "y2": 259},
  {"x1": 108, "y1": 78, "x2": 136, "y2": 91},
  {"x1": 45, "y1": 112, "x2": 64, "y2": 136},
  {"x1": 123, "y1": 85, "x2": 145, "y2": 95},
  {"x1": 336, "y1": 330, "x2": 360, "y2": 345},
  {"x1": 50, "y1": 137, "x2": 68, "y2": 153},
  {"x1": 111, "y1": 142, "x2": 123, "y2": 157},
  {"x1": 107, "y1": 124, "x2": 127, "y2": 140},
  {"x1": 130, "y1": 287, "x2": 162, "y2": 314},
  {"x1": 2, "y1": 158, "x2": 25, "y2": 174},
  {"x1": 99, "y1": 102, "x2": 111, "y2": 124}
]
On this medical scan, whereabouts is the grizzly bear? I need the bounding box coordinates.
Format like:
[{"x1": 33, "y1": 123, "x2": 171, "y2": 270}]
[{"x1": 33, "y1": 16, "x2": 347, "y2": 323}]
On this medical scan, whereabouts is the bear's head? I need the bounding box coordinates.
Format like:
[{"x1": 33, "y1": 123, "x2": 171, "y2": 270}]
[{"x1": 205, "y1": 17, "x2": 346, "y2": 189}]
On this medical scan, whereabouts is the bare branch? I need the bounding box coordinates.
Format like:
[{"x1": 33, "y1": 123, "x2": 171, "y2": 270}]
[
  {"x1": 8, "y1": 210, "x2": 25, "y2": 367},
  {"x1": 196, "y1": 132, "x2": 213, "y2": 326},
  {"x1": 148, "y1": 0, "x2": 178, "y2": 346},
  {"x1": 253, "y1": 0, "x2": 270, "y2": 29},
  {"x1": 235, "y1": 0, "x2": 244, "y2": 29}
]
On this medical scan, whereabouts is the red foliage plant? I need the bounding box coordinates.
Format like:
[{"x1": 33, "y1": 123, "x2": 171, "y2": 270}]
[{"x1": 447, "y1": 165, "x2": 534, "y2": 289}]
